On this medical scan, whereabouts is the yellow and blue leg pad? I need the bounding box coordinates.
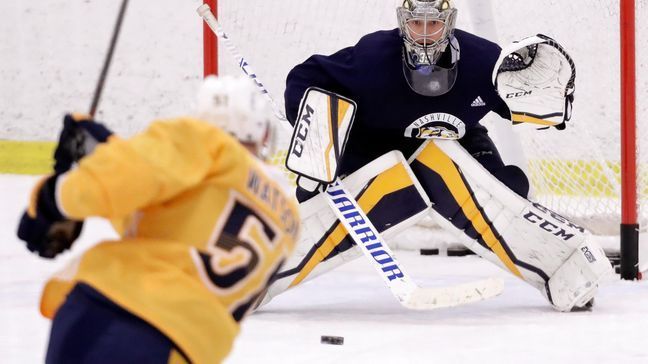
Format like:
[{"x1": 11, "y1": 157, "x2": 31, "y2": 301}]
[{"x1": 277, "y1": 159, "x2": 429, "y2": 288}]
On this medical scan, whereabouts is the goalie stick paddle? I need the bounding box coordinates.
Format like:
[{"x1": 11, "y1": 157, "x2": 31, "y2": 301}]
[{"x1": 197, "y1": 4, "x2": 504, "y2": 310}]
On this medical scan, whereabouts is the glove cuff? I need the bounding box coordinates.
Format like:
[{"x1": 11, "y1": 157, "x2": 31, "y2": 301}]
[{"x1": 37, "y1": 175, "x2": 66, "y2": 222}]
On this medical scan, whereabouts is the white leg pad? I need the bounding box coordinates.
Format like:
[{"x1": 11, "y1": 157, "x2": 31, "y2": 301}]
[
  {"x1": 416, "y1": 139, "x2": 616, "y2": 311},
  {"x1": 258, "y1": 151, "x2": 430, "y2": 307},
  {"x1": 545, "y1": 240, "x2": 615, "y2": 311}
]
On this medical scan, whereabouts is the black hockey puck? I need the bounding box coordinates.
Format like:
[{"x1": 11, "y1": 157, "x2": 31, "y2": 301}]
[
  {"x1": 419, "y1": 248, "x2": 439, "y2": 256},
  {"x1": 447, "y1": 247, "x2": 476, "y2": 256},
  {"x1": 321, "y1": 335, "x2": 344, "y2": 345}
]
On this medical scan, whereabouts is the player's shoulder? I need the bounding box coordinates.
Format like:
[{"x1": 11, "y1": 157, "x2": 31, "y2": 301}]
[
  {"x1": 454, "y1": 29, "x2": 501, "y2": 61},
  {"x1": 356, "y1": 28, "x2": 401, "y2": 47},
  {"x1": 304, "y1": 29, "x2": 399, "y2": 63},
  {"x1": 147, "y1": 116, "x2": 214, "y2": 132},
  {"x1": 142, "y1": 116, "x2": 246, "y2": 155},
  {"x1": 353, "y1": 28, "x2": 401, "y2": 55},
  {"x1": 146, "y1": 116, "x2": 235, "y2": 141},
  {"x1": 454, "y1": 29, "x2": 501, "y2": 50},
  {"x1": 454, "y1": 29, "x2": 502, "y2": 58}
]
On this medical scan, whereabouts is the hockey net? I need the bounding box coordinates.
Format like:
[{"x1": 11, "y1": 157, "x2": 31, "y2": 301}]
[{"x1": 211, "y1": 0, "x2": 647, "y2": 272}]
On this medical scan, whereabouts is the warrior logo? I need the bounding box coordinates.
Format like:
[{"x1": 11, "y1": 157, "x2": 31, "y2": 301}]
[{"x1": 404, "y1": 112, "x2": 466, "y2": 140}]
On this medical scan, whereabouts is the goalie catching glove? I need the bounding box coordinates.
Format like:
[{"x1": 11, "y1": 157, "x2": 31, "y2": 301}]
[{"x1": 493, "y1": 34, "x2": 575, "y2": 130}]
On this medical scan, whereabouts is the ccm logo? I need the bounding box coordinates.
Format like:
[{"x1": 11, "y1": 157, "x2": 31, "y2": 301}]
[
  {"x1": 290, "y1": 104, "x2": 314, "y2": 158},
  {"x1": 581, "y1": 246, "x2": 597, "y2": 263},
  {"x1": 506, "y1": 90, "x2": 532, "y2": 98},
  {"x1": 524, "y1": 211, "x2": 575, "y2": 240},
  {"x1": 523, "y1": 204, "x2": 584, "y2": 241}
]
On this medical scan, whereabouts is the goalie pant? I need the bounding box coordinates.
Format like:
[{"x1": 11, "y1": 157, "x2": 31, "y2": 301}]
[{"x1": 259, "y1": 141, "x2": 613, "y2": 311}]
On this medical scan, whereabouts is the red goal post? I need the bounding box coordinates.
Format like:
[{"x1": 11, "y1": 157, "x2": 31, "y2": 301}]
[
  {"x1": 203, "y1": 0, "x2": 218, "y2": 76},
  {"x1": 620, "y1": 0, "x2": 639, "y2": 280}
]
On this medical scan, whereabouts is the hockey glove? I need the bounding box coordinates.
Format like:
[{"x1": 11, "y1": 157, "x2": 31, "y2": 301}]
[
  {"x1": 16, "y1": 175, "x2": 83, "y2": 259},
  {"x1": 54, "y1": 113, "x2": 113, "y2": 174},
  {"x1": 493, "y1": 34, "x2": 575, "y2": 130}
]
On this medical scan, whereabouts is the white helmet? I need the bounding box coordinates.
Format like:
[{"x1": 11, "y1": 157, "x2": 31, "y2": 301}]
[{"x1": 195, "y1": 75, "x2": 272, "y2": 150}]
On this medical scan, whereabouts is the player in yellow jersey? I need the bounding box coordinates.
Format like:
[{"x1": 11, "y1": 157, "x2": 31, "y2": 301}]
[{"x1": 16, "y1": 76, "x2": 300, "y2": 363}]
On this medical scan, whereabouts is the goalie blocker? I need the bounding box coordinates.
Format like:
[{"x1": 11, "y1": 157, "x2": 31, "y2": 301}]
[{"x1": 286, "y1": 86, "x2": 356, "y2": 189}]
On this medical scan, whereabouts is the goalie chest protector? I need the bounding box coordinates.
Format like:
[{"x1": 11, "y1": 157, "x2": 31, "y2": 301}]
[{"x1": 285, "y1": 28, "x2": 512, "y2": 176}]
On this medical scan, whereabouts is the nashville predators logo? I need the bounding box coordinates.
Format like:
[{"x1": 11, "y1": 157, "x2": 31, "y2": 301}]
[{"x1": 404, "y1": 113, "x2": 466, "y2": 140}]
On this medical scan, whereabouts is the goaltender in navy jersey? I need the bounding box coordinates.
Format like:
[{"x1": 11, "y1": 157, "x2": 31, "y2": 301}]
[
  {"x1": 39, "y1": 118, "x2": 300, "y2": 363},
  {"x1": 285, "y1": 29, "x2": 512, "y2": 180}
]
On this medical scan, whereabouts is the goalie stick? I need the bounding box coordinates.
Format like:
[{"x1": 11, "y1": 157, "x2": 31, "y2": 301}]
[{"x1": 197, "y1": 3, "x2": 503, "y2": 309}]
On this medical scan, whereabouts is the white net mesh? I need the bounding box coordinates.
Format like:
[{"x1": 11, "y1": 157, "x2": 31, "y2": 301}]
[
  {"x1": 216, "y1": 0, "x2": 647, "y2": 261},
  {"x1": 486, "y1": 1, "x2": 648, "y2": 240}
]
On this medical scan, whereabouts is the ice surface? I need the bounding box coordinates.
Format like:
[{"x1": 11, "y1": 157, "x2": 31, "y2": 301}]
[{"x1": 1, "y1": 175, "x2": 647, "y2": 363}]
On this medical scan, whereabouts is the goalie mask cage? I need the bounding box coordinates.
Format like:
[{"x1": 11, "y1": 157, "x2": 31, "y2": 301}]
[{"x1": 203, "y1": 0, "x2": 647, "y2": 279}]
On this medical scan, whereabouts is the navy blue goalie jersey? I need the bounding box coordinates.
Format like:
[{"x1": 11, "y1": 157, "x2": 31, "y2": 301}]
[{"x1": 284, "y1": 28, "x2": 512, "y2": 177}]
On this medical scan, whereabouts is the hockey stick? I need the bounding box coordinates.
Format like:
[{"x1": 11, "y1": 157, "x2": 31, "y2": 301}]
[
  {"x1": 53, "y1": 0, "x2": 129, "y2": 175},
  {"x1": 197, "y1": 4, "x2": 503, "y2": 309},
  {"x1": 196, "y1": 4, "x2": 289, "y2": 130},
  {"x1": 89, "y1": 0, "x2": 129, "y2": 117}
]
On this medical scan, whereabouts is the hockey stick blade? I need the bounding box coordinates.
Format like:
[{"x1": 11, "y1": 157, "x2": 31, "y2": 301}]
[{"x1": 401, "y1": 277, "x2": 504, "y2": 310}]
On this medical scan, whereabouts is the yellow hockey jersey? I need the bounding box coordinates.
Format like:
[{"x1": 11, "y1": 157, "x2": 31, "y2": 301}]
[{"x1": 40, "y1": 117, "x2": 300, "y2": 363}]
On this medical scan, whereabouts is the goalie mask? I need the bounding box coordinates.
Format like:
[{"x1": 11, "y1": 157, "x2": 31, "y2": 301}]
[
  {"x1": 195, "y1": 75, "x2": 273, "y2": 157},
  {"x1": 397, "y1": 0, "x2": 459, "y2": 96}
]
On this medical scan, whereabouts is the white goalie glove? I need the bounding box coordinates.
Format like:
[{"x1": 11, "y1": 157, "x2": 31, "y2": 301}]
[{"x1": 493, "y1": 34, "x2": 576, "y2": 130}]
